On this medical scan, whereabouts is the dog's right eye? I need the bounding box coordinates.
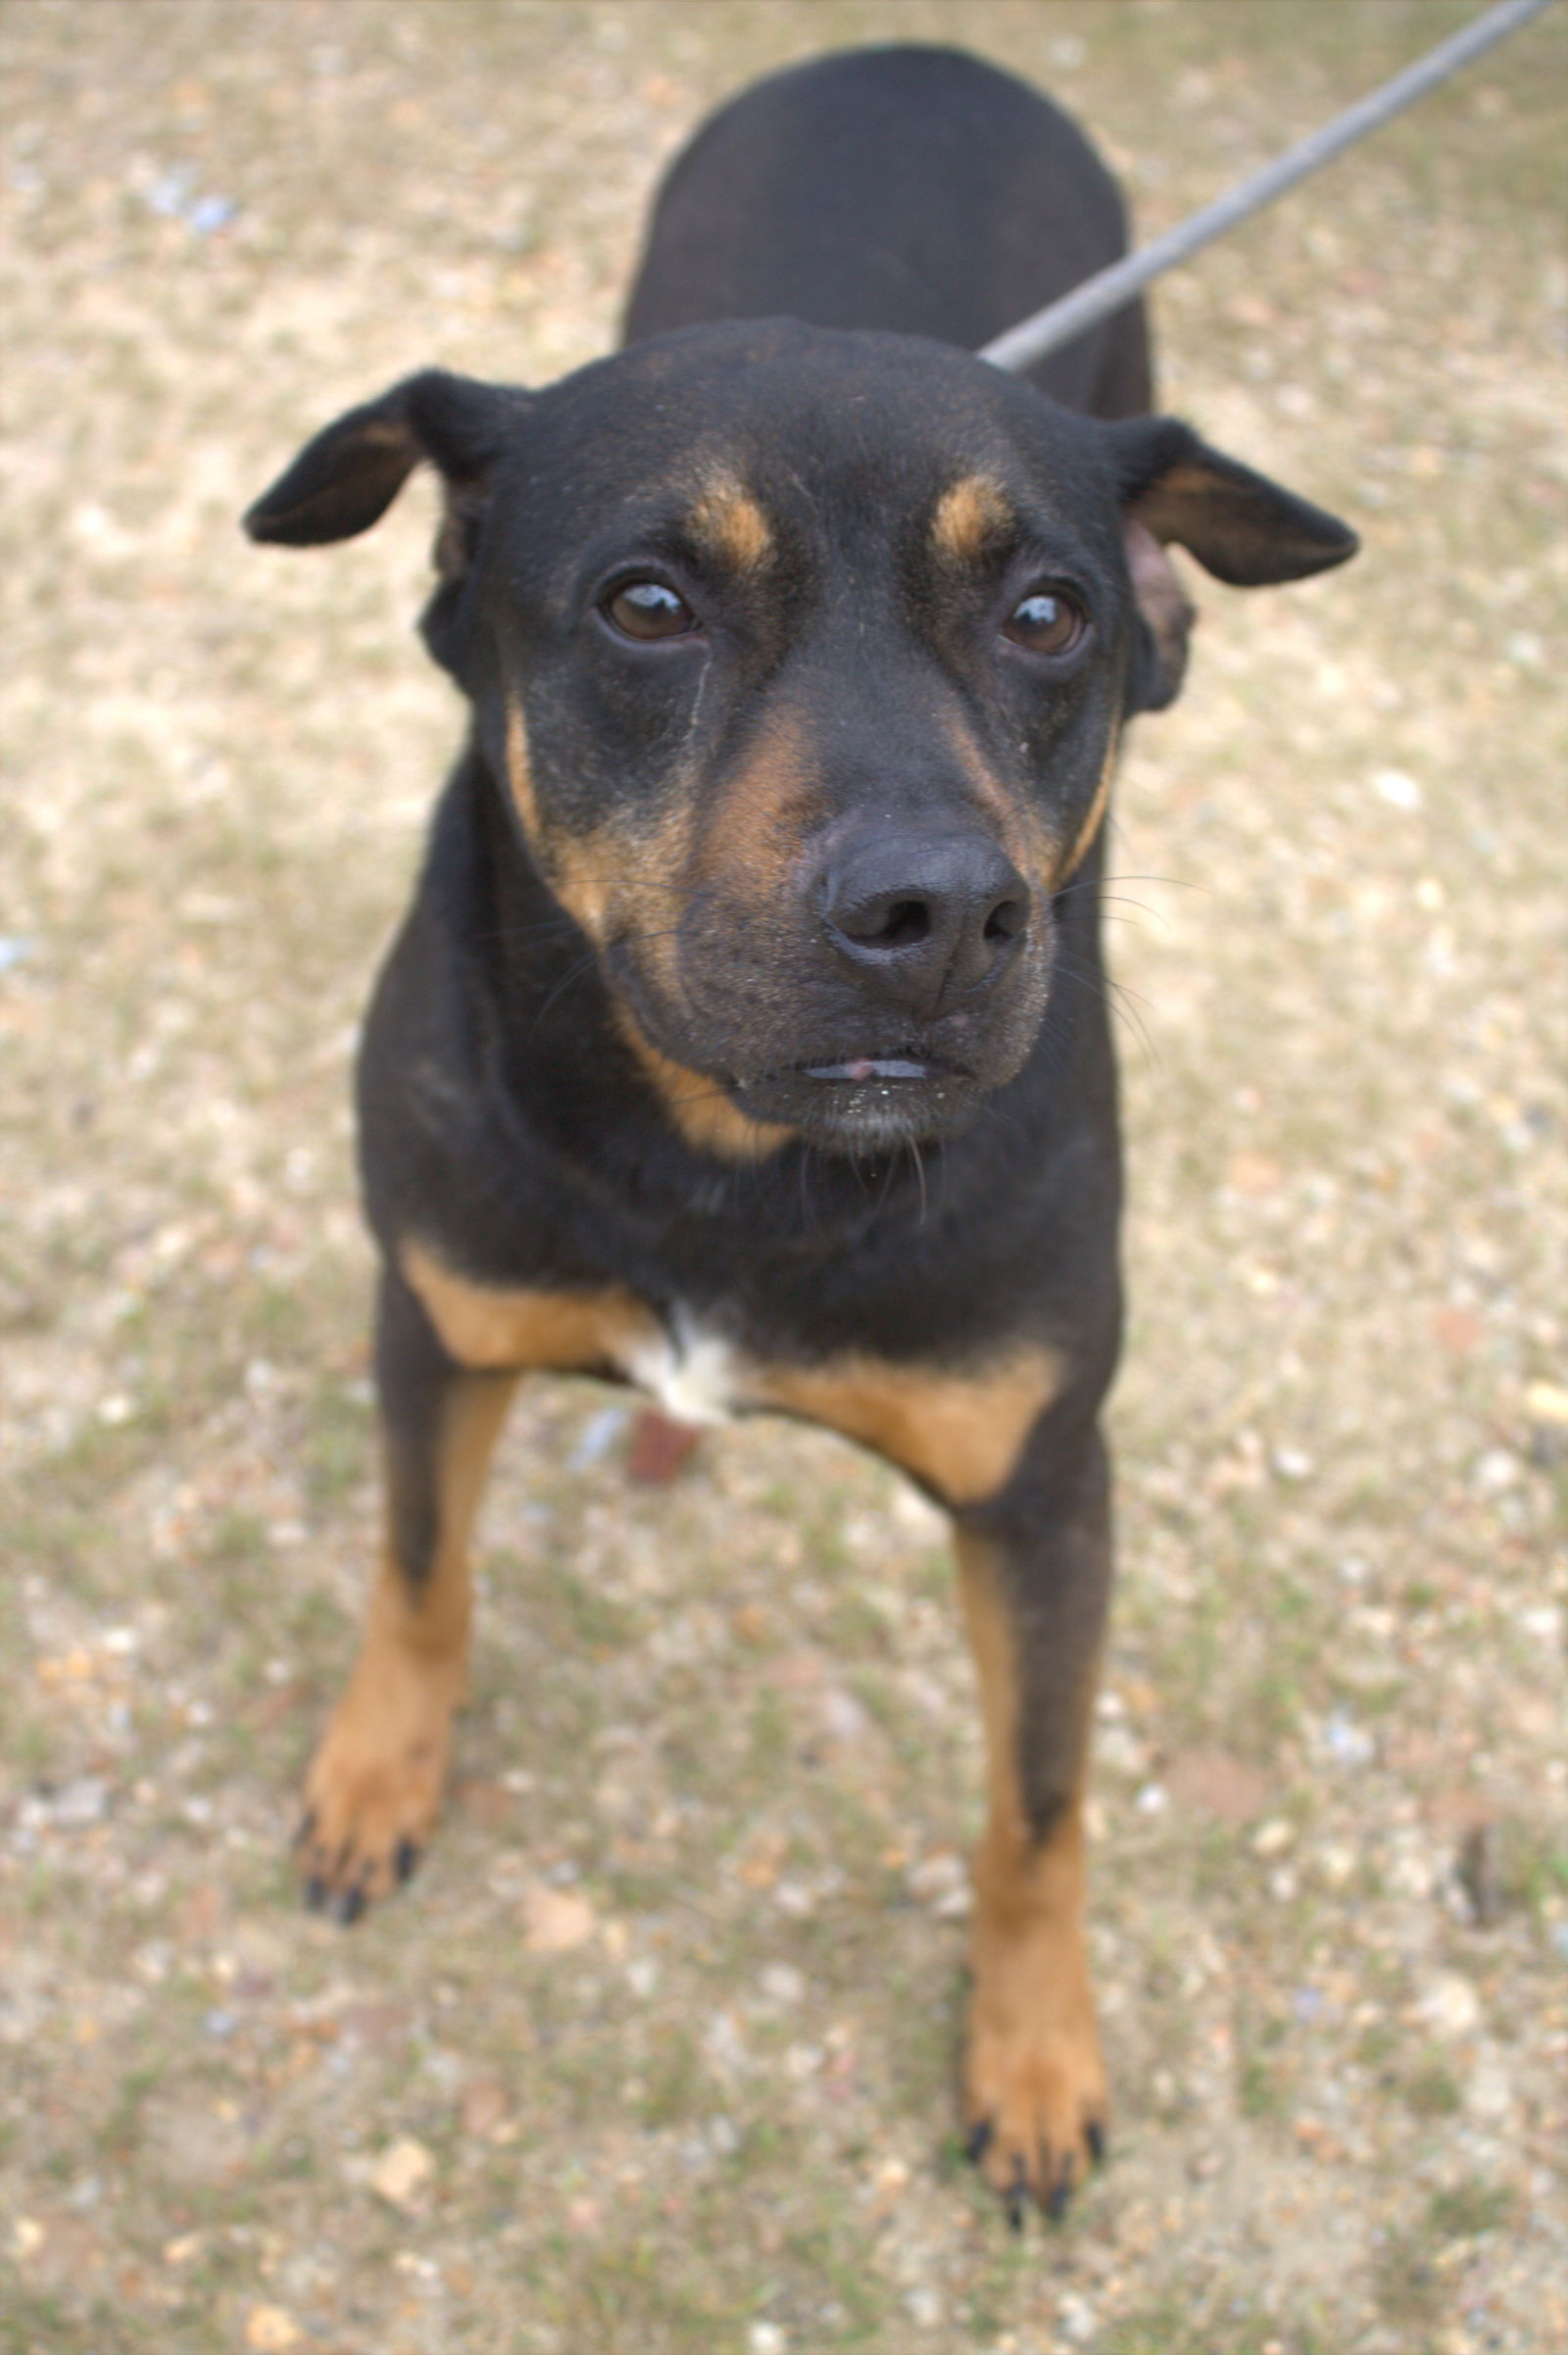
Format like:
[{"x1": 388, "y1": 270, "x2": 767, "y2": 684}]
[{"x1": 602, "y1": 580, "x2": 699, "y2": 642}]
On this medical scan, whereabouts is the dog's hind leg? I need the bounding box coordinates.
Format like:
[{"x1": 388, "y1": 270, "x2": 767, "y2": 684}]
[{"x1": 295, "y1": 1259, "x2": 517, "y2": 1922}]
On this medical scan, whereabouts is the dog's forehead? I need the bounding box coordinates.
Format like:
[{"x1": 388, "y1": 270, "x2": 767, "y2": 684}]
[{"x1": 498, "y1": 320, "x2": 1115, "y2": 558}]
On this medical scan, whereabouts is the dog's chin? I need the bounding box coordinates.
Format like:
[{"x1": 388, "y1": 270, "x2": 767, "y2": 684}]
[{"x1": 731, "y1": 1059, "x2": 988, "y2": 1153}]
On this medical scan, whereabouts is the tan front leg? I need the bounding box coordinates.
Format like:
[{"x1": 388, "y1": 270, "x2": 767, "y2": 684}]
[
  {"x1": 958, "y1": 1529, "x2": 1107, "y2": 2221},
  {"x1": 297, "y1": 1367, "x2": 516, "y2": 1921}
]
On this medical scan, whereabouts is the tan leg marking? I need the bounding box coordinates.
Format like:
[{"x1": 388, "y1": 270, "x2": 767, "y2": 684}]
[
  {"x1": 297, "y1": 1369, "x2": 518, "y2": 1913},
  {"x1": 753, "y1": 1348, "x2": 1061, "y2": 1505},
  {"x1": 400, "y1": 1236, "x2": 662, "y2": 1371},
  {"x1": 957, "y1": 1530, "x2": 1106, "y2": 2210}
]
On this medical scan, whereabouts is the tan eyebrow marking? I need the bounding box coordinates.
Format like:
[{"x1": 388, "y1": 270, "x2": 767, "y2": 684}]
[
  {"x1": 687, "y1": 474, "x2": 774, "y2": 570},
  {"x1": 931, "y1": 473, "x2": 1012, "y2": 564}
]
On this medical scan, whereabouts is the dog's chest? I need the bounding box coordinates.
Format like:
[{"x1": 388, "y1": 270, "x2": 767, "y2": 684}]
[{"x1": 621, "y1": 1312, "x2": 741, "y2": 1426}]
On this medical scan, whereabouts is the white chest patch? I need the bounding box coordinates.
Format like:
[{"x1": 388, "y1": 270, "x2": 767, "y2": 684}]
[{"x1": 620, "y1": 1312, "x2": 740, "y2": 1427}]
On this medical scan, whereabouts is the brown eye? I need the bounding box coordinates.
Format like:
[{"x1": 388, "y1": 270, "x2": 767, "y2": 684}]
[
  {"x1": 604, "y1": 580, "x2": 697, "y2": 641},
  {"x1": 1003, "y1": 589, "x2": 1086, "y2": 657}
]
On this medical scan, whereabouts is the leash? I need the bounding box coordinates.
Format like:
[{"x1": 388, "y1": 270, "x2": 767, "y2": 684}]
[{"x1": 981, "y1": 0, "x2": 1557, "y2": 374}]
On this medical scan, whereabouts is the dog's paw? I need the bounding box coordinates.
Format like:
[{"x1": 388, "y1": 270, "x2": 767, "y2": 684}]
[
  {"x1": 293, "y1": 1665, "x2": 456, "y2": 1924},
  {"x1": 962, "y1": 1959, "x2": 1107, "y2": 2225}
]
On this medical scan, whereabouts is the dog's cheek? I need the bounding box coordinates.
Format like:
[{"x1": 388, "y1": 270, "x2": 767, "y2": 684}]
[{"x1": 495, "y1": 687, "x2": 696, "y2": 957}]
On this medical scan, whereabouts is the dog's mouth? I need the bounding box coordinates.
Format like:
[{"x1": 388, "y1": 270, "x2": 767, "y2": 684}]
[
  {"x1": 733, "y1": 1051, "x2": 983, "y2": 1148},
  {"x1": 802, "y1": 1054, "x2": 942, "y2": 1083}
]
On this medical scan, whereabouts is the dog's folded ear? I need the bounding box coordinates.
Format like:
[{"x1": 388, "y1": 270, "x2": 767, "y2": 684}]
[
  {"x1": 1107, "y1": 415, "x2": 1357, "y2": 587},
  {"x1": 243, "y1": 369, "x2": 526, "y2": 551},
  {"x1": 1105, "y1": 415, "x2": 1357, "y2": 711}
]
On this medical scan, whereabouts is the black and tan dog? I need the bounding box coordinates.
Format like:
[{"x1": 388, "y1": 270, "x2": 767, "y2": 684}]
[{"x1": 246, "y1": 47, "x2": 1354, "y2": 2220}]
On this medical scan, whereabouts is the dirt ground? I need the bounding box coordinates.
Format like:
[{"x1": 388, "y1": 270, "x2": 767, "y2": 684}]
[{"x1": 2, "y1": 3, "x2": 1565, "y2": 2350}]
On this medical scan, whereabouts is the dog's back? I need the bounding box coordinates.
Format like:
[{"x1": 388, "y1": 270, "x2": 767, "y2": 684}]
[{"x1": 623, "y1": 44, "x2": 1152, "y2": 417}]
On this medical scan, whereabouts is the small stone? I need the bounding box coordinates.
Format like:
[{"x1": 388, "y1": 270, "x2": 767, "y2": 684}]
[
  {"x1": 906, "y1": 1851, "x2": 967, "y2": 1907},
  {"x1": 245, "y1": 2310, "x2": 303, "y2": 2352},
  {"x1": 520, "y1": 1883, "x2": 596, "y2": 1953},
  {"x1": 866, "y1": 2157, "x2": 910, "y2": 2220},
  {"x1": 458, "y1": 2076, "x2": 509, "y2": 2139},
  {"x1": 1466, "y1": 2049, "x2": 1513, "y2": 2122},
  {"x1": 1320, "y1": 1710, "x2": 1375, "y2": 1766},
  {"x1": 1251, "y1": 1818, "x2": 1296, "y2": 1857},
  {"x1": 1227, "y1": 1150, "x2": 1284, "y2": 1197},
  {"x1": 1473, "y1": 1447, "x2": 1521, "y2": 1495},
  {"x1": 49, "y1": 1777, "x2": 110, "y2": 1829},
  {"x1": 760, "y1": 1963, "x2": 806, "y2": 2006},
  {"x1": 905, "y1": 2283, "x2": 943, "y2": 2327},
  {"x1": 1164, "y1": 1749, "x2": 1270, "y2": 1825},
  {"x1": 1417, "y1": 1972, "x2": 1482, "y2": 2038},
  {"x1": 748, "y1": 2326, "x2": 787, "y2": 2355},
  {"x1": 1056, "y1": 2290, "x2": 1097, "y2": 2343},
  {"x1": 1373, "y1": 766, "x2": 1423, "y2": 810},
  {"x1": 890, "y1": 1484, "x2": 947, "y2": 1541},
  {"x1": 369, "y1": 2135, "x2": 434, "y2": 2211},
  {"x1": 1524, "y1": 1379, "x2": 1568, "y2": 1427},
  {"x1": 1316, "y1": 1842, "x2": 1357, "y2": 1889},
  {"x1": 818, "y1": 1684, "x2": 871, "y2": 1745}
]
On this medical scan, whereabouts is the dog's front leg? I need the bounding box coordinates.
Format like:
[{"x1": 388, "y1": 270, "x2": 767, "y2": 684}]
[
  {"x1": 296, "y1": 1258, "x2": 517, "y2": 1922},
  {"x1": 954, "y1": 1421, "x2": 1112, "y2": 2221}
]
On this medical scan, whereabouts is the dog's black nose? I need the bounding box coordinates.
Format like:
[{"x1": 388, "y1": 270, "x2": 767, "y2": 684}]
[{"x1": 817, "y1": 827, "x2": 1029, "y2": 1017}]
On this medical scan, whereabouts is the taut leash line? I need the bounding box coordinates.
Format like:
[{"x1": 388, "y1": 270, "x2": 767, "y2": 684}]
[{"x1": 980, "y1": 0, "x2": 1557, "y2": 375}]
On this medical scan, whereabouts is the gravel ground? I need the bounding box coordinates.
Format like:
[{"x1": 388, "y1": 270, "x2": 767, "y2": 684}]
[{"x1": 2, "y1": 4, "x2": 1564, "y2": 2351}]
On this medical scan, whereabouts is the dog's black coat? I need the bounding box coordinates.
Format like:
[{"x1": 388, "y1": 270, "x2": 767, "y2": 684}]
[
  {"x1": 623, "y1": 46, "x2": 1152, "y2": 415},
  {"x1": 247, "y1": 45, "x2": 1354, "y2": 2215}
]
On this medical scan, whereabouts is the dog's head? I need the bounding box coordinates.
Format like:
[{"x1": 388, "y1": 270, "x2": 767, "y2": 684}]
[{"x1": 247, "y1": 320, "x2": 1353, "y2": 1153}]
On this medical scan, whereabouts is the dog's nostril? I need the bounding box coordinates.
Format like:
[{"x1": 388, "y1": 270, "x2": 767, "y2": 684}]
[
  {"x1": 837, "y1": 894, "x2": 932, "y2": 949},
  {"x1": 984, "y1": 897, "x2": 1026, "y2": 944},
  {"x1": 878, "y1": 899, "x2": 930, "y2": 948}
]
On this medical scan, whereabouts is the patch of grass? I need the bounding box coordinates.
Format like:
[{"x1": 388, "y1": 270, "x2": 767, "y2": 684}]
[
  {"x1": 0, "y1": 2294, "x2": 73, "y2": 2353},
  {"x1": 746, "y1": 1686, "x2": 791, "y2": 1779},
  {"x1": 1239, "y1": 2049, "x2": 1288, "y2": 2120},
  {"x1": 1103, "y1": 2300, "x2": 1323, "y2": 2355},
  {"x1": 300, "y1": 1380, "x2": 371, "y2": 1507},
  {"x1": 536, "y1": 1560, "x2": 641, "y2": 1654},
  {"x1": 1405, "y1": 2060, "x2": 1463, "y2": 2119},
  {"x1": 1504, "y1": 1829, "x2": 1568, "y2": 1922},
  {"x1": 545, "y1": 2235, "x2": 734, "y2": 2351},
  {"x1": 638, "y1": 2024, "x2": 705, "y2": 2129},
  {"x1": 1426, "y1": 2178, "x2": 1517, "y2": 2240},
  {"x1": 778, "y1": 2221, "x2": 886, "y2": 2337},
  {"x1": 822, "y1": 1593, "x2": 893, "y2": 1654},
  {"x1": 1355, "y1": 2019, "x2": 1397, "y2": 2071},
  {"x1": 1372, "y1": 2228, "x2": 1446, "y2": 2330}
]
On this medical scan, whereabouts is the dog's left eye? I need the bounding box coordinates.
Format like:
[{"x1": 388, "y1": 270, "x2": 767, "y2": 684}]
[
  {"x1": 1002, "y1": 590, "x2": 1087, "y2": 657},
  {"x1": 602, "y1": 580, "x2": 699, "y2": 642}
]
